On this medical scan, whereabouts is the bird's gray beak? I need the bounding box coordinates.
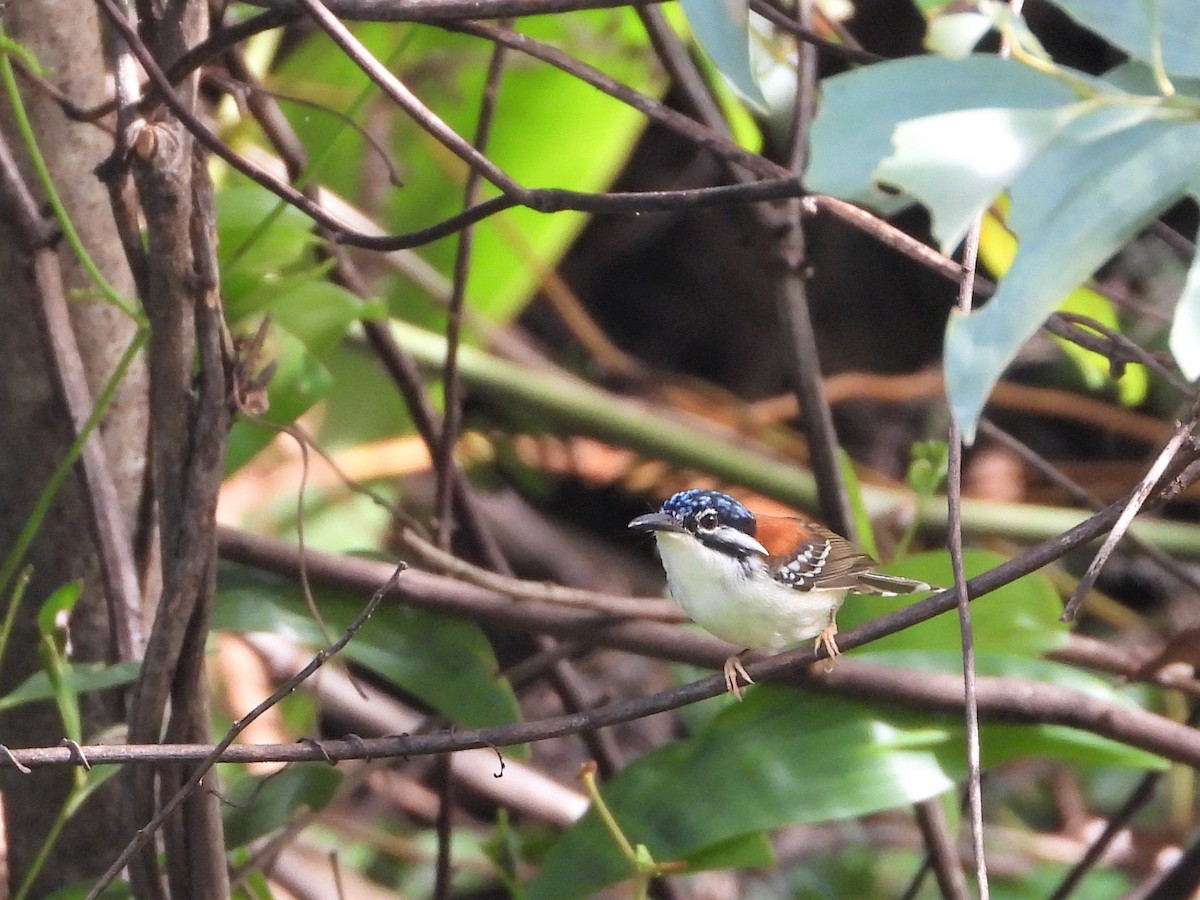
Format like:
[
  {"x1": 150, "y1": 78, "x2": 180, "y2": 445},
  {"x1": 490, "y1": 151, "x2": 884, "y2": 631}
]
[{"x1": 628, "y1": 512, "x2": 685, "y2": 534}]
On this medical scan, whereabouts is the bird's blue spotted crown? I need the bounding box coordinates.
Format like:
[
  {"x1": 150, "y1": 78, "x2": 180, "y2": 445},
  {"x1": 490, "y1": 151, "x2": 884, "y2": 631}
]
[{"x1": 660, "y1": 489, "x2": 757, "y2": 535}]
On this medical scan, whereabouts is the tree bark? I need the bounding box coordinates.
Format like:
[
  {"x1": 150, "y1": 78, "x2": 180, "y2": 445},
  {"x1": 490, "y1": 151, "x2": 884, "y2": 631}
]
[{"x1": 0, "y1": 0, "x2": 151, "y2": 894}]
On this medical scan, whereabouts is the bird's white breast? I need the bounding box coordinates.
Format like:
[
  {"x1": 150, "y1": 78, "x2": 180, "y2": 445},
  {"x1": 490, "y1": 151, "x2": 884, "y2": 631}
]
[{"x1": 653, "y1": 532, "x2": 845, "y2": 650}]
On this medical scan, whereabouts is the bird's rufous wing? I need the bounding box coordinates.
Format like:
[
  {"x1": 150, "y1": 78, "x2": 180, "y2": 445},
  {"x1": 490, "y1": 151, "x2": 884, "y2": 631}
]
[{"x1": 755, "y1": 516, "x2": 879, "y2": 592}]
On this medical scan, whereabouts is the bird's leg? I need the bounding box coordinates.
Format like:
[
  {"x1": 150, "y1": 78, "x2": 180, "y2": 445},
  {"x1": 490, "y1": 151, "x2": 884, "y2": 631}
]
[
  {"x1": 723, "y1": 652, "x2": 753, "y2": 700},
  {"x1": 815, "y1": 614, "x2": 841, "y2": 672}
]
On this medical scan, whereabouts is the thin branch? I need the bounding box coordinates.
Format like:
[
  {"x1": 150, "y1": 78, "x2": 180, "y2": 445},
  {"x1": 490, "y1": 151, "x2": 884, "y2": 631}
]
[
  {"x1": 216, "y1": 431, "x2": 1200, "y2": 664},
  {"x1": 950, "y1": 214, "x2": 988, "y2": 899},
  {"x1": 1047, "y1": 704, "x2": 1200, "y2": 900},
  {"x1": 449, "y1": 20, "x2": 781, "y2": 183},
  {"x1": 6, "y1": 653, "x2": 1200, "y2": 775},
  {"x1": 97, "y1": 0, "x2": 808, "y2": 251},
  {"x1": 431, "y1": 33, "x2": 509, "y2": 900},
  {"x1": 249, "y1": 0, "x2": 669, "y2": 22},
  {"x1": 432, "y1": 754, "x2": 455, "y2": 900},
  {"x1": 747, "y1": 0, "x2": 883, "y2": 65},
  {"x1": 1046, "y1": 313, "x2": 1189, "y2": 394},
  {"x1": 86, "y1": 565, "x2": 397, "y2": 900},
  {"x1": 777, "y1": 0, "x2": 851, "y2": 537},
  {"x1": 435, "y1": 36, "x2": 507, "y2": 550},
  {"x1": 977, "y1": 418, "x2": 1200, "y2": 595},
  {"x1": 913, "y1": 797, "x2": 970, "y2": 900},
  {"x1": 293, "y1": 0, "x2": 518, "y2": 195},
  {"x1": 1062, "y1": 409, "x2": 1200, "y2": 621}
]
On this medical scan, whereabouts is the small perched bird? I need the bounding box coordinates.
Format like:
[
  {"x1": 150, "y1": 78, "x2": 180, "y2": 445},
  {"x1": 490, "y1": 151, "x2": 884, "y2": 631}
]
[{"x1": 629, "y1": 489, "x2": 933, "y2": 698}]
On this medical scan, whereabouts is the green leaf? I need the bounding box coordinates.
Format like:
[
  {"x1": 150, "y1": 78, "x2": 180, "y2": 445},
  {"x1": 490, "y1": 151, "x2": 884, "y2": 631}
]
[
  {"x1": 528, "y1": 688, "x2": 955, "y2": 899},
  {"x1": 0, "y1": 661, "x2": 140, "y2": 714},
  {"x1": 1057, "y1": 283, "x2": 1150, "y2": 404},
  {"x1": 223, "y1": 765, "x2": 343, "y2": 848},
  {"x1": 838, "y1": 549, "x2": 1067, "y2": 657},
  {"x1": 807, "y1": 56, "x2": 1079, "y2": 213},
  {"x1": 37, "y1": 580, "x2": 84, "y2": 741},
  {"x1": 215, "y1": 564, "x2": 521, "y2": 731},
  {"x1": 946, "y1": 112, "x2": 1200, "y2": 440},
  {"x1": 864, "y1": 651, "x2": 1169, "y2": 771},
  {"x1": 535, "y1": 643, "x2": 1155, "y2": 898},
  {"x1": 268, "y1": 280, "x2": 368, "y2": 360},
  {"x1": 925, "y1": 11, "x2": 994, "y2": 58},
  {"x1": 1049, "y1": 0, "x2": 1200, "y2": 79},
  {"x1": 680, "y1": 0, "x2": 768, "y2": 108},
  {"x1": 482, "y1": 809, "x2": 529, "y2": 900},
  {"x1": 1102, "y1": 60, "x2": 1200, "y2": 97},
  {"x1": 979, "y1": 202, "x2": 1149, "y2": 405},
  {"x1": 37, "y1": 579, "x2": 82, "y2": 638},
  {"x1": 877, "y1": 104, "x2": 1084, "y2": 253},
  {"x1": 275, "y1": 14, "x2": 662, "y2": 325},
  {"x1": 310, "y1": 343, "x2": 418, "y2": 448},
  {"x1": 685, "y1": 830, "x2": 774, "y2": 870},
  {"x1": 215, "y1": 185, "x2": 319, "y2": 295}
]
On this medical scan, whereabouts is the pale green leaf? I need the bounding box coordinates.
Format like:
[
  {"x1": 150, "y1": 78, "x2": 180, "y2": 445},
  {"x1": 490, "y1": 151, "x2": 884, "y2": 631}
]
[
  {"x1": 946, "y1": 113, "x2": 1200, "y2": 440},
  {"x1": 808, "y1": 56, "x2": 1079, "y2": 213},
  {"x1": 925, "y1": 12, "x2": 994, "y2": 58},
  {"x1": 877, "y1": 105, "x2": 1082, "y2": 252},
  {"x1": 1050, "y1": 0, "x2": 1200, "y2": 79},
  {"x1": 0, "y1": 661, "x2": 140, "y2": 714},
  {"x1": 681, "y1": 0, "x2": 768, "y2": 108},
  {"x1": 215, "y1": 565, "x2": 521, "y2": 731}
]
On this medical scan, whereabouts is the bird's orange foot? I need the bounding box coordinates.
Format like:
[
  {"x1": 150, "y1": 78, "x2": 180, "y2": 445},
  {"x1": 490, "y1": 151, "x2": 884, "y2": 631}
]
[
  {"x1": 723, "y1": 653, "x2": 753, "y2": 700},
  {"x1": 815, "y1": 621, "x2": 840, "y2": 672}
]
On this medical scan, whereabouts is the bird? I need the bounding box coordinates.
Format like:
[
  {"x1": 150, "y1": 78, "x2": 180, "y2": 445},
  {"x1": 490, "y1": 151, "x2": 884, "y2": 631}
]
[{"x1": 629, "y1": 488, "x2": 934, "y2": 699}]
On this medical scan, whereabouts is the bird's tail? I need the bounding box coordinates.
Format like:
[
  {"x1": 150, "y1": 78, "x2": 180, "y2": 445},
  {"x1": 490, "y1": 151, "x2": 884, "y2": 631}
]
[{"x1": 855, "y1": 572, "x2": 936, "y2": 596}]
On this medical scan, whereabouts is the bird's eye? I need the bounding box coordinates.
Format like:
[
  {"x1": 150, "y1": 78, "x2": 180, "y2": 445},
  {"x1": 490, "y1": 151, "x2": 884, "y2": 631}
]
[{"x1": 695, "y1": 509, "x2": 719, "y2": 531}]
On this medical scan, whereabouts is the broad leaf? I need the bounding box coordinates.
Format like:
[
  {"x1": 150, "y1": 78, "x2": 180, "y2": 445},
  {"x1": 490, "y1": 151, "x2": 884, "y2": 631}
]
[
  {"x1": 530, "y1": 643, "x2": 1159, "y2": 898},
  {"x1": 877, "y1": 105, "x2": 1083, "y2": 253},
  {"x1": 807, "y1": 56, "x2": 1079, "y2": 213},
  {"x1": 274, "y1": 14, "x2": 662, "y2": 325},
  {"x1": 1049, "y1": 0, "x2": 1200, "y2": 79},
  {"x1": 215, "y1": 564, "x2": 521, "y2": 731},
  {"x1": 946, "y1": 112, "x2": 1200, "y2": 439},
  {"x1": 0, "y1": 661, "x2": 140, "y2": 713},
  {"x1": 224, "y1": 766, "x2": 344, "y2": 848},
  {"x1": 866, "y1": 651, "x2": 1168, "y2": 772},
  {"x1": 680, "y1": 0, "x2": 768, "y2": 108},
  {"x1": 838, "y1": 549, "x2": 1067, "y2": 657},
  {"x1": 978, "y1": 205, "x2": 1149, "y2": 405},
  {"x1": 528, "y1": 688, "x2": 955, "y2": 899}
]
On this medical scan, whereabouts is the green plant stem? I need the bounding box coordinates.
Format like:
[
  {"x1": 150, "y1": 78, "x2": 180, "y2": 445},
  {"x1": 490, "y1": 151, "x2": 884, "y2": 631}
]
[
  {"x1": 389, "y1": 320, "x2": 1200, "y2": 557},
  {"x1": 580, "y1": 764, "x2": 638, "y2": 860},
  {"x1": 13, "y1": 789, "x2": 76, "y2": 900},
  {"x1": 0, "y1": 31, "x2": 144, "y2": 322},
  {"x1": 12, "y1": 767, "x2": 118, "y2": 900},
  {"x1": 579, "y1": 763, "x2": 682, "y2": 899},
  {"x1": 0, "y1": 568, "x2": 32, "y2": 681}
]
